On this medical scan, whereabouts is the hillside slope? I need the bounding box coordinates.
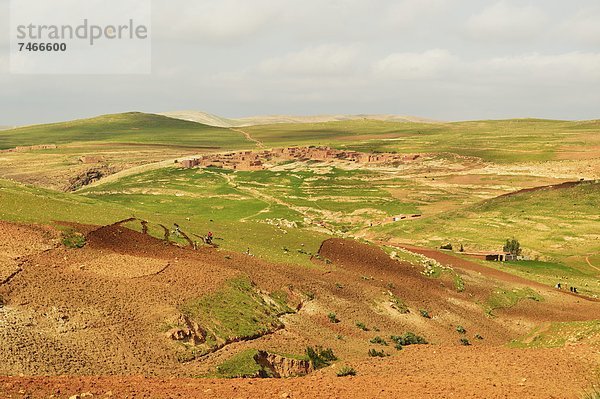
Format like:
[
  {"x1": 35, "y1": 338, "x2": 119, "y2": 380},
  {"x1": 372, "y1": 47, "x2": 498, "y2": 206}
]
[
  {"x1": 159, "y1": 111, "x2": 441, "y2": 127},
  {"x1": 0, "y1": 112, "x2": 252, "y2": 150},
  {"x1": 376, "y1": 180, "x2": 600, "y2": 266}
]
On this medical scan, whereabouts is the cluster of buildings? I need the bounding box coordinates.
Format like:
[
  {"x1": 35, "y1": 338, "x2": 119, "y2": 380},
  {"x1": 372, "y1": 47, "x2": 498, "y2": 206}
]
[{"x1": 179, "y1": 146, "x2": 420, "y2": 171}]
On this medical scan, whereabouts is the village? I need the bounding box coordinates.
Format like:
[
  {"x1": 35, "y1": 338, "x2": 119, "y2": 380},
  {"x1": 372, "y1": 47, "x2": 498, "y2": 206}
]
[{"x1": 179, "y1": 146, "x2": 421, "y2": 171}]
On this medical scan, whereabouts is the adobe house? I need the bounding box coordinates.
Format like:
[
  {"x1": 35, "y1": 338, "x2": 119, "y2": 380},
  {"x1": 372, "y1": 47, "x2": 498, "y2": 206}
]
[{"x1": 181, "y1": 159, "x2": 200, "y2": 168}]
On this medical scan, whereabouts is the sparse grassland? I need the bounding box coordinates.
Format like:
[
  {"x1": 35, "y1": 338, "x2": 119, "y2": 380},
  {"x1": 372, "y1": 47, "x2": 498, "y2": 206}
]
[{"x1": 511, "y1": 320, "x2": 600, "y2": 348}]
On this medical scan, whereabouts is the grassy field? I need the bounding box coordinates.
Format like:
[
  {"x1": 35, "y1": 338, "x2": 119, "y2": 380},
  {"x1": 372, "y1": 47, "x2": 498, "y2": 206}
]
[
  {"x1": 245, "y1": 118, "x2": 600, "y2": 163},
  {"x1": 3, "y1": 114, "x2": 599, "y2": 164},
  {"x1": 0, "y1": 178, "x2": 328, "y2": 267},
  {"x1": 0, "y1": 112, "x2": 252, "y2": 150},
  {"x1": 375, "y1": 181, "x2": 600, "y2": 268}
]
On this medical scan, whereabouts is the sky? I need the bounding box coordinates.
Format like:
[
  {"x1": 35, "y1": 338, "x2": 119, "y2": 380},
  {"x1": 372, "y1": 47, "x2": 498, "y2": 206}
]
[{"x1": 1, "y1": 0, "x2": 600, "y2": 125}]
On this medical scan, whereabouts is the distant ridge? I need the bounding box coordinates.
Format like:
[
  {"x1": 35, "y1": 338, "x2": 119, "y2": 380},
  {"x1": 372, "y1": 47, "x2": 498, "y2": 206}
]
[{"x1": 159, "y1": 111, "x2": 442, "y2": 127}]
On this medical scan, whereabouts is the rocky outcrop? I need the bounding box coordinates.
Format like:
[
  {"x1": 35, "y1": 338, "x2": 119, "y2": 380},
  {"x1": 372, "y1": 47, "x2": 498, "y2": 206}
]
[
  {"x1": 65, "y1": 167, "x2": 116, "y2": 191},
  {"x1": 165, "y1": 316, "x2": 207, "y2": 345},
  {"x1": 254, "y1": 351, "x2": 313, "y2": 378}
]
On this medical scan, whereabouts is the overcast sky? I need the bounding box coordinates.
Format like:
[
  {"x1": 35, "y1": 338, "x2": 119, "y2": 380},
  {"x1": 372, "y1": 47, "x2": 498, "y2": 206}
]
[{"x1": 1, "y1": 0, "x2": 600, "y2": 125}]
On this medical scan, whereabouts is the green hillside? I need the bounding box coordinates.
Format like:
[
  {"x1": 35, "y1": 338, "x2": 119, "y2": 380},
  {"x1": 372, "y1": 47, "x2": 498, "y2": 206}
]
[
  {"x1": 0, "y1": 178, "x2": 327, "y2": 267},
  {"x1": 0, "y1": 112, "x2": 253, "y2": 150},
  {"x1": 375, "y1": 181, "x2": 600, "y2": 267}
]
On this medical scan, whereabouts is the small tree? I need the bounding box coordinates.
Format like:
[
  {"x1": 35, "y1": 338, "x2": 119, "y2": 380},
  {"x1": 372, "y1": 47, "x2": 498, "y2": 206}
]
[{"x1": 503, "y1": 238, "x2": 522, "y2": 256}]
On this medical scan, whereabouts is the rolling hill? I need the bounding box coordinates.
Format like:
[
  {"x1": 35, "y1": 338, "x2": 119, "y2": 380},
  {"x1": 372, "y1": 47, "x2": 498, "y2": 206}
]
[
  {"x1": 0, "y1": 112, "x2": 252, "y2": 150},
  {"x1": 375, "y1": 180, "x2": 600, "y2": 269},
  {"x1": 159, "y1": 111, "x2": 441, "y2": 127}
]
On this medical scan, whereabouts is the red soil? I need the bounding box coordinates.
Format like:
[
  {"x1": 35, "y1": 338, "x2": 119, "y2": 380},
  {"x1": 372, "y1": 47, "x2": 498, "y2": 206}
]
[{"x1": 1, "y1": 224, "x2": 599, "y2": 398}]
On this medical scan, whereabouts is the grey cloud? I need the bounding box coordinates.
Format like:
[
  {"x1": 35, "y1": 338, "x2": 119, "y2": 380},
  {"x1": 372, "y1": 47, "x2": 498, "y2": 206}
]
[{"x1": 466, "y1": 2, "x2": 549, "y2": 41}]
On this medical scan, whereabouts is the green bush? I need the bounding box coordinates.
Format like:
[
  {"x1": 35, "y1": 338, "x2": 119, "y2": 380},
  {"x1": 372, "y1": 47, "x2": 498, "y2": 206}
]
[
  {"x1": 460, "y1": 338, "x2": 471, "y2": 346},
  {"x1": 419, "y1": 309, "x2": 431, "y2": 319},
  {"x1": 328, "y1": 312, "x2": 340, "y2": 323},
  {"x1": 337, "y1": 366, "x2": 357, "y2": 377},
  {"x1": 390, "y1": 332, "x2": 428, "y2": 349},
  {"x1": 456, "y1": 325, "x2": 467, "y2": 334},
  {"x1": 368, "y1": 348, "x2": 388, "y2": 357},
  {"x1": 369, "y1": 336, "x2": 388, "y2": 346},
  {"x1": 306, "y1": 346, "x2": 337, "y2": 369},
  {"x1": 61, "y1": 229, "x2": 86, "y2": 248},
  {"x1": 355, "y1": 321, "x2": 369, "y2": 331},
  {"x1": 440, "y1": 243, "x2": 453, "y2": 250}
]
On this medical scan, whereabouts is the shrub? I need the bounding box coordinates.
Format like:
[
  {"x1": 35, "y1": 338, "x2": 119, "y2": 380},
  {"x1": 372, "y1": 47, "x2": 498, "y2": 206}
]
[
  {"x1": 390, "y1": 294, "x2": 410, "y2": 314},
  {"x1": 304, "y1": 291, "x2": 316, "y2": 300},
  {"x1": 306, "y1": 346, "x2": 337, "y2": 369},
  {"x1": 337, "y1": 366, "x2": 357, "y2": 377},
  {"x1": 475, "y1": 334, "x2": 484, "y2": 340},
  {"x1": 327, "y1": 312, "x2": 340, "y2": 323},
  {"x1": 355, "y1": 321, "x2": 369, "y2": 331},
  {"x1": 419, "y1": 309, "x2": 431, "y2": 319},
  {"x1": 460, "y1": 338, "x2": 471, "y2": 346},
  {"x1": 390, "y1": 332, "x2": 428, "y2": 348},
  {"x1": 335, "y1": 283, "x2": 344, "y2": 289},
  {"x1": 456, "y1": 325, "x2": 467, "y2": 334},
  {"x1": 368, "y1": 348, "x2": 388, "y2": 357},
  {"x1": 61, "y1": 229, "x2": 86, "y2": 248},
  {"x1": 440, "y1": 243, "x2": 453, "y2": 250},
  {"x1": 369, "y1": 336, "x2": 388, "y2": 346}
]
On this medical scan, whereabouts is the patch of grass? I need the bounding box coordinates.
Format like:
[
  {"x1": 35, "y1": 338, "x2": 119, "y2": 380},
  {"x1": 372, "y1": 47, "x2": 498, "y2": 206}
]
[
  {"x1": 327, "y1": 312, "x2": 340, "y2": 323},
  {"x1": 336, "y1": 366, "x2": 357, "y2": 377},
  {"x1": 355, "y1": 321, "x2": 369, "y2": 331},
  {"x1": 180, "y1": 277, "x2": 290, "y2": 354},
  {"x1": 510, "y1": 320, "x2": 600, "y2": 348},
  {"x1": 484, "y1": 287, "x2": 544, "y2": 316},
  {"x1": 60, "y1": 228, "x2": 86, "y2": 248},
  {"x1": 215, "y1": 349, "x2": 265, "y2": 378}
]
